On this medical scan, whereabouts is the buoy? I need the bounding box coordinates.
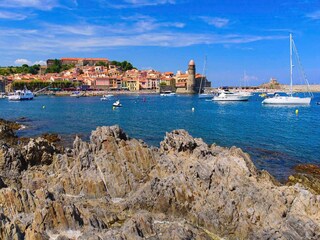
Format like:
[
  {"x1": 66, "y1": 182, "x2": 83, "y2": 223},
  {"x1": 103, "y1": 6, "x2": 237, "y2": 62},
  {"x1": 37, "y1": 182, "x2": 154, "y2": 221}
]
[
  {"x1": 295, "y1": 109, "x2": 299, "y2": 115},
  {"x1": 192, "y1": 107, "x2": 195, "y2": 112},
  {"x1": 42, "y1": 105, "x2": 45, "y2": 109}
]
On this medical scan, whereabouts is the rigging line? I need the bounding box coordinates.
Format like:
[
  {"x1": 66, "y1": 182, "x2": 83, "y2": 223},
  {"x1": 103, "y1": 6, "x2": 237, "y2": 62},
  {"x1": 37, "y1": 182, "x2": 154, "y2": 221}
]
[
  {"x1": 199, "y1": 55, "x2": 207, "y2": 94},
  {"x1": 292, "y1": 40, "x2": 313, "y2": 97}
]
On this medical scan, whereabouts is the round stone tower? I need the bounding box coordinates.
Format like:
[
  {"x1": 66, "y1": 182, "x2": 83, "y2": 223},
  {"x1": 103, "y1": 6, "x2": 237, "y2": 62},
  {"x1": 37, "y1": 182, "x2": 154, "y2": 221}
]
[{"x1": 187, "y1": 59, "x2": 196, "y2": 93}]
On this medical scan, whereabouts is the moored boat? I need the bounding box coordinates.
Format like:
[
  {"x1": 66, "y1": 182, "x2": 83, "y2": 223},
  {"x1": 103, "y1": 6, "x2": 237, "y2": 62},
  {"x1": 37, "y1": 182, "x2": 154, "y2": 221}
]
[
  {"x1": 113, "y1": 100, "x2": 122, "y2": 107},
  {"x1": 160, "y1": 91, "x2": 176, "y2": 96},
  {"x1": 8, "y1": 87, "x2": 34, "y2": 101},
  {"x1": 212, "y1": 89, "x2": 250, "y2": 101},
  {"x1": 100, "y1": 94, "x2": 114, "y2": 101},
  {"x1": 70, "y1": 91, "x2": 81, "y2": 98},
  {"x1": 0, "y1": 92, "x2": 6, "y2": 99},
  {"x1": 262, "y1": 34, "x2": 312, "y2": 105}
]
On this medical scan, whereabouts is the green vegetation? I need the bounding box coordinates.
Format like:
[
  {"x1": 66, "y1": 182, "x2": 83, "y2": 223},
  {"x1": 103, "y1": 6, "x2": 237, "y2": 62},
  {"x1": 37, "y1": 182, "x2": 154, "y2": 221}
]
[
  {"x1": 45, "y1": 59, "x2": 75, "y2": 73},
  {"x1": 95, "y1": 61, "x2": 108, "y2": 67},
  {"x1": 0, "y1": 64, "x2": 41, "y2": 75},
  {"x1": 159, "y1": 82, "x2": 167, "y2": 86},
  {"x1": 109, "y1": 60, "x2": 135, "y2": 71},
  {"x1": 12, "y1": 80, "x2": 75, "y2": 91}
]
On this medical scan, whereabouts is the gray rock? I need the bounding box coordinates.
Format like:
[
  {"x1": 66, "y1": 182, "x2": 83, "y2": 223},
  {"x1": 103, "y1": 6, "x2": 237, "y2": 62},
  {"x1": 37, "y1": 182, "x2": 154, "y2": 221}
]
[{"x1": 0, "y1": 125, "x2": 319, "y2": 240}]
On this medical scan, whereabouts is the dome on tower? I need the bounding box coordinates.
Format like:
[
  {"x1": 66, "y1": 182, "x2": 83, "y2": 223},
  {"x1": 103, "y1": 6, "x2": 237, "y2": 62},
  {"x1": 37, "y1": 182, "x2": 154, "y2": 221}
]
[{"x1": 188, "y1": 59, "x2": 195, "y2": 66}]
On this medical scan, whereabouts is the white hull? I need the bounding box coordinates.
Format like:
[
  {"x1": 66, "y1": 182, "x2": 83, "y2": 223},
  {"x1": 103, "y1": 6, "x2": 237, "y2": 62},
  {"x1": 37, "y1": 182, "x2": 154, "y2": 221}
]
[
  {"x1": 213, "y1": 96, "x2": 250, "y2": 101},
  {"x1": 113, "y1": 100, "x2": 122, "y2": 107},
  {"x1": 237, "y1": 91, "x2": 254, "y2": 97},
  {"x1": 262, "y1": 96, "x2": 311, "y2": 105},
  {"x1": 160, "y1": 93, "x2": 176, "y2": 96},
  {"x1": 212, "y1": 90, "x2": 250, "y2": 101},
  {"x1": 8, "y1": 89, "x2": 34, "y2": 101},
  {"x1": 100, "y1": 94, "x2": 113, "y2": 101}
]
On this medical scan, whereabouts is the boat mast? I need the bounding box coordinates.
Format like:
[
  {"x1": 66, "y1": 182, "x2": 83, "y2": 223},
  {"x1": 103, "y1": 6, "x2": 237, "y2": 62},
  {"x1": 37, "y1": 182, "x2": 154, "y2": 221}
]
[
  {"x1": 199, "y1": 55, "x2": 207, "y2": 94},
  {"x1": 290, "y1": 33, "x2": 293, "y2": 96}
]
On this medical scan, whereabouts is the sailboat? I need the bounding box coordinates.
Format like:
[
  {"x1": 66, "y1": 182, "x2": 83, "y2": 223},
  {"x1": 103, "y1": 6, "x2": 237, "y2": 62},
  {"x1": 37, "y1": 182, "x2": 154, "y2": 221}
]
[
  {"x1": 198, "y1": 56, "x2": 214, "y2": 99},
  {"x1": 262, "y1": 34, "x2": 312, "y2": 105},
  {"x1": 237, "y1": 71, "x2": 254, "y2": 97}
]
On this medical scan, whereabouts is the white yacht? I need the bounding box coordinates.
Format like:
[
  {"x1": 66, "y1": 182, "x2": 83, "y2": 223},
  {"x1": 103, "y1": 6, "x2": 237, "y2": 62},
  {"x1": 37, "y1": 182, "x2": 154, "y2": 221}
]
[
  {"x1": 262, "y1": 34, "x2": 312, "y2": 105},
  {"x1": 262, "y1": 94, "x2": 310, "y2": 105},
  {"x1": 237, "y1": 91, "x2": 254, "y2": 97},
  {"x1": 113, "y1": 100, "x2": 122, "y2": 107},
  {"x1": 0, "y1": 92, "x2": 6, "y2": 99},
  {"x1": 160, "y1": 91, "x2": 176, "y2": 96},
  {"x1": 212, "y1": 89, "x2": 250, "y2": 101},
  {"x1": 100, "y1": 94, "x2": 113, "y2": 101},
  {"x1": 8, "y1": 87, "x2": 34, "y2": 101}
]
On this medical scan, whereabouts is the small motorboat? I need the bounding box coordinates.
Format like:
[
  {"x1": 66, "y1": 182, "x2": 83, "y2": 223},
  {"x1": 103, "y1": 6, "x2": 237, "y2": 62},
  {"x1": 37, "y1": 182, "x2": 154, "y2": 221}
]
[
  {"x1": 100, "y1": 94, "x2": 113, "y2": 101},
  {"x1": 8, "y1": 86, "x2": 34, "y2": 101},
  {"x1": 70, "y1": 91, "x2": 81, "y2": 98},
  {"x1": 113, "y1": 100, "x2": 122, "y2": 107},
  {"x1": 160, "y1": 91, "x2": 176, "y2": 96}
]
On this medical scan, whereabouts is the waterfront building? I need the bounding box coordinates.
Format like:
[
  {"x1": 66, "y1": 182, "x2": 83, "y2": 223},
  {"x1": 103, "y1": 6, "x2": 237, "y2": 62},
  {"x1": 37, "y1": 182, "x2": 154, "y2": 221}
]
[
  {"x1": 95, "y1": 77, "x2": 111, "y2": 89},
  {"x1": 47, "y1": 58, "x2": 109, "y2": 67},
  {"x1": 194, "y1": 73, "x2": 211, "y2": 93}
]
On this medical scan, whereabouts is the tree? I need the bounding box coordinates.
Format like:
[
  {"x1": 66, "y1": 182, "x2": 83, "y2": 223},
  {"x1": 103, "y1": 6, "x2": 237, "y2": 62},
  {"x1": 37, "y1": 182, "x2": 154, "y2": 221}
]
[
  {"x1": 109, "y1": 60, "x2": 135, "y2": 71},
  {"x1": 45, "y1": 59, "x2": 62, "y2": 73},
  {"x1": 96, "y1": 61, "x2": 107, "y2": 67}
]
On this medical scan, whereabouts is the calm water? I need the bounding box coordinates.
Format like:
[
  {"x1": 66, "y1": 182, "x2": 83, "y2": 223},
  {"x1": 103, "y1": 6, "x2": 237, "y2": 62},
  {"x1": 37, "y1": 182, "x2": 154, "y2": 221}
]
[{"x1": 1, "y1": 93, "x2": 320, "y2": 181}]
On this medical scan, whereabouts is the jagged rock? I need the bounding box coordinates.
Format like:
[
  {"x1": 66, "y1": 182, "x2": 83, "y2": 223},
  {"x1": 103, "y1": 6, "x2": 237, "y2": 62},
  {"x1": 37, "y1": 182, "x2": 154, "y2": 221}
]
[
  {"x1": 0, "y1": 119, "x2": 20, "y2": 146},
  {"x1": 22, "y1": 137, "x2": 58, "y2": 166},
  {"x1": 0, "y1": 144, "x2": 27, "y2": 188},
  {"x1": 0, "y1": 123, "x2": 319, "y2": 240},
  {"x1": 127, "y1": 130, "x2": 320, "y2": 239},
  {"x1": 0, "y1": 177, "x2": 7, "y2": 188}
]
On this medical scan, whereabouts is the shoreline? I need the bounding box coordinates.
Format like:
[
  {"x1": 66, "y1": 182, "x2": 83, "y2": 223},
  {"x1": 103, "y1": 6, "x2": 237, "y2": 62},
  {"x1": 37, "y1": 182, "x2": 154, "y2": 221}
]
[{"x1": 35, "y1": 84, "x2": 320, "y2": 97}]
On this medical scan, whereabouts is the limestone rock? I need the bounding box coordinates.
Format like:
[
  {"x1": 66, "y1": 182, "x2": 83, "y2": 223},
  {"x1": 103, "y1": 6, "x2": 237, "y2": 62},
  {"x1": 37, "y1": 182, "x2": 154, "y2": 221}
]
[
  {"x1": 0, "y1": 122, "x2": 319, "y2": 240},
  {"x1": 22, "y1": 137, "x2": 58, "y2": 166}
]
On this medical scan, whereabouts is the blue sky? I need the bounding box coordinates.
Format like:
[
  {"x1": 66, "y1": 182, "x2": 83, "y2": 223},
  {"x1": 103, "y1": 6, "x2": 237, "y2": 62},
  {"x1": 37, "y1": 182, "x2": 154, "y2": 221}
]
[{"x1": 0, "y1": 0, "x2": 319, "y2": 86}]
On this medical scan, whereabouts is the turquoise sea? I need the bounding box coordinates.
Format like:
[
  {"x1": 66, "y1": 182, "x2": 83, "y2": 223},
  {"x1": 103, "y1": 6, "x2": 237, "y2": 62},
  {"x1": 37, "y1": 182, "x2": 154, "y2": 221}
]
[{"x1": 1, "y1": 93, "x2": 320, "y2": 181}]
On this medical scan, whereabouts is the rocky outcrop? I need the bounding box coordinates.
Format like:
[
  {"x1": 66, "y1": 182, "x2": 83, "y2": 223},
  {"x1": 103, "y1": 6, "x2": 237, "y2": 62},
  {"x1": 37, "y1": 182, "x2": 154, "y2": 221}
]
[{"x1": 0, "y1": 121, "x2": 319, "y2": 239}]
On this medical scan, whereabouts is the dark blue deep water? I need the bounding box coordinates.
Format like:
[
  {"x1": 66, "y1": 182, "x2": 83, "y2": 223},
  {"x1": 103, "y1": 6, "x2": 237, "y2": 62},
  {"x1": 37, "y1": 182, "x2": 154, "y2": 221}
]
[{"x1": 1, "y1": 93, "x2": 320, "y2": 181}]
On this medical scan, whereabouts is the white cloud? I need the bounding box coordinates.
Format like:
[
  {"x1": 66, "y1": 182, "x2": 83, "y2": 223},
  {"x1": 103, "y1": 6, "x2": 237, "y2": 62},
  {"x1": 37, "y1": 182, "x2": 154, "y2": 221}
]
[
  {"x1": 42, "y1": 23, "x2": 99, "y2": 36},
  {"x1": 307, "y1": 10, "x2": 320, "y2": 20},
  {"x1": 0, "y1": 11, "x2": 27, "y2": 20},
  {"x1": 34, "y1": 60, "x2": 46, "y2": 65},
  {"x1": 14, "y1": 59, "x2": 46, "y2": 65},
  {"x1": 14, "y1": 59, "x2": 32, "y2": 65},
  {"x1": 2, "y1": 31, "x2": 286, "y2": 54},
  {"x1": 0, "y1": 0, "x2": 59, "y2": 10},
  {"x1": 103, "y1": 0, "x2": 176, "y2": 8},
  {"x1": 200, "y1": 17, "x2": 230, "y2": 28}
]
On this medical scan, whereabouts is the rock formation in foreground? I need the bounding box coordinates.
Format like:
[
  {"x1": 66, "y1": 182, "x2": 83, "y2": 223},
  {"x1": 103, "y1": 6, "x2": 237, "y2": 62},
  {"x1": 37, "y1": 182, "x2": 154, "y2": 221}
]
[{"x1": 0, "y1": 120, "x2": 319, "y2": 239}]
